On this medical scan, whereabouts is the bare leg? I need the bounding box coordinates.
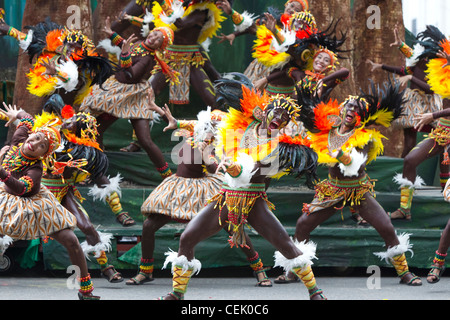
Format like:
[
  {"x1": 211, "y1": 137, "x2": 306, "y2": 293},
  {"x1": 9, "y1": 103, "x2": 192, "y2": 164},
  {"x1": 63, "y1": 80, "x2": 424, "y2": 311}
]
[
  {"x1": 402, "y1": 128, "x2": 417, "y2": 158},
  {"x1": 95, "y1": 113, "x2": 118, "y2": 149},
  {"x1": 131, "y1": 118, "x2": 167, "y2": 169},
  {"x1": 51, "y1": 228, "x2": 100, "y2": 299},
  {"x1": 358, "y1": 194, "x2": 421, "y2": 285},
  {"x1": 126, "y1": 214, "x2": 172, "y2": 284},
  {"x1": 190, "y1": 66, "x2": 217, "y2": 108},
  {"x1": 391, "y1": 138, "x2": 444, "y2": 219},
  {"x1": 61, "y1": 191, "x2": 122, "y2": 282},
  {"x1": 427, "y1": 219, "x2": 450, "y2": 283}
]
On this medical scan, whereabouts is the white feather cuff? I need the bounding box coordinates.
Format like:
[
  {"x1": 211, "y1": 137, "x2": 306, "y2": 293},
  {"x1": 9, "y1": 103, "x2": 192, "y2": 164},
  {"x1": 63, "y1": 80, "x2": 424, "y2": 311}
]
[
  {"x1": 233, "y1": 11, "x2": 256, "y2": 33},
  {"x1": 274, "y1": 240, "x2": 317, "y2": 272},
  {"x1": 97, "y1": 39, "x2": 122, "y2": 60},
  {"x1": 88, "y1": 174, "x2": 123, "y2": 203},
  {"x1": 271, "y1": 27, "x2": 296, "y2": 53},
  {"x1": 338, "y1": 149, "x2": 367, "y2": 177},
  {"x1": 373, "y1": 233, "x2": 414, "y2": 263},
  {"x1": 0, "y1": 235, "x2": 13, "y2": 253},
  {"x1": 80, "y1": 231, "x2": 113, "y2": 259},
  {"x1": 393, "y1": 174, "x2": 425, "y2": 189},
  {"x1": 224, "y1": 153, "x2": 257, "y2": 189},
  {"x1": 55, "y1": 59, "x2": 79, "y2": 93},
  {"x1": 19, "y1": 30, "x2": 33, "y2": 51},
  {"x1": 162, "y1": 250, "x2": 202, "y2": 275}
]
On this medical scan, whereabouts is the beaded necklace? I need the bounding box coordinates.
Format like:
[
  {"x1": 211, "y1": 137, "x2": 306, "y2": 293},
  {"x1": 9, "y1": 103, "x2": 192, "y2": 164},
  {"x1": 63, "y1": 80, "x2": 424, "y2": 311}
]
[
  {"x1": 131, "y1": 41, "x2": 155, "y2": 58},
  {"x1": 2, "y1": 144, "x2": 38, "y2": 172}
]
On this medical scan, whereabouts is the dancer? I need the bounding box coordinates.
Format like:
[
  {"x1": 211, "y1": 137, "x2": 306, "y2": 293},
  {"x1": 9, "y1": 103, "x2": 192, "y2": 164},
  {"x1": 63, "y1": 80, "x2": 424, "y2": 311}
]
[
  {"x1": 46, "y1": 94, "x2": 136, "y2": 227},
  {"x1": 0, "y1": 102, "x2": 100, "y2": 299},
  {"x1": 79, "y1": 18, "x2": 176, "y2": 180},
  {"x1": 40, "y1": 99, "x2": 123, "y2": 283},
  {"x1": 427, "y1": 178, "x2": 450, "y2": 283},
  {"x1": 0, "y1": 17, "x2": 114, "y2": 107},
  {"x1": 366, "y1": 25, "x2": 443, "y2": 159},
  {"x1": 216, "y1": 0, "x2": 308, "y2": 86},
  {"x1": 372, "y1": 26, "x2": 450, "y2": 220},
  {"x1": 158, "y1": 75, "x2": 323, "y2": 300},
  {"x1": 149, "y1": 0, "x2": 225, "y2": 107},
  {"x1": 296, "y1": 78, "x2": 422, "y2": 286},
  {"x1": 126, "y1": 101, "x2": 271, "y2": 287}
]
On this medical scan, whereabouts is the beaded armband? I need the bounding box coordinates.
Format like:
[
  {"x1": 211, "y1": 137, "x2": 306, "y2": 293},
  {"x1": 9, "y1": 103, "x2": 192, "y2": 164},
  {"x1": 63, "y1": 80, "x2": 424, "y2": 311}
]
[
  {"x1": 16, "y1": 115, "x2": 35, "y2": 131},
  {"x1": 18, "y1": 175, "x2": 34, "y2": 195},
  {"x1": 231, "y1": 9, "x2": 244, "y2": 26},
  {"x1": 110, "y1": 32, "x2": 124, "y2": 47},
  {"x1": 226, "y1": 163, "x2": 243, "y2": 178},
  {"x1": 287, "y1": 67, "x2": 299, "y2": 79},
  {"x1": 272, "y1": 28, "x2": 286, "y2": 46},
  {"x1": 129, "y1": 16, "x2": 144, "y2": 27},
  {"x1": 336, "y1": 150, "x2": 352, "y2": 166},
  {"x1": 7, "y1": 26, "x2": 27, "y2": 41},
  {"x1": 399, "y1": 42, "x2": 413, "y2": 59},
  {"x1": 120, "y1": 52, "x2": 133, "y2": 69},
  {"x1": 177, "y1": 120, "x2": 196, "y2": 133}
]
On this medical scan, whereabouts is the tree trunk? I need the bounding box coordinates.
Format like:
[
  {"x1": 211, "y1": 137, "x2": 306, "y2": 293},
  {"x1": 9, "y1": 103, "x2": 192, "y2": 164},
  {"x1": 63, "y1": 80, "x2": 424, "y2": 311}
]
[{"x1": 310, "y1": 0, "x2": 405, "y2": 157}]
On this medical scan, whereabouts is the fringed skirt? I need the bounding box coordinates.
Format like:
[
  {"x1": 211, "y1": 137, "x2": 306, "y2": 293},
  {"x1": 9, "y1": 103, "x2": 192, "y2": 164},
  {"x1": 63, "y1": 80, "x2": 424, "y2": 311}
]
[
  {"x1": 303, "y1": 174, "x2": 376, "y2": 215},
  {"x1": 426, "y1": 118, "x2": 450, "y2": 147},
  {"x1": 159, "y1": 44, "x2": 206, "y2": 105},
  {"x1": 209, "y1": 183, "x2": 275, "y2": 248},
  {"x1": 392, "y1": 88, "x2": 442, "y2": 129},
  {"x1": 79, "y1": 76, "x2": 157, "y2": 120},
  {"x1": 141, "y1": 173, "x2": 223, "y2": 222},
  {"x1": 0, "y1": 184, "x2": 77, "y2": 240}
]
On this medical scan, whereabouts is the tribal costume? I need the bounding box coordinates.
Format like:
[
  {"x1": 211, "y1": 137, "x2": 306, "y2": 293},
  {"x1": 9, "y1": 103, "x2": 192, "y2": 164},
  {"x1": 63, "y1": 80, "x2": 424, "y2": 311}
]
[
  {"x1": 150, "y1": 0, "x2": 225, "y2": 105},
  {"x1": 3, "y1": 18, "x2": 114, "y2": 106},
  {"x1": 131, "y1": 107, "x2": 273, "y2": 287},
  {"x1": 389, "y1": 26, "x2": 450, "y2": 219},
  {"x1": 295, "y1": 78, "x2": 422, "y2": 286},
  {"x1": 80, "y1": 26, "x2": 175, "y2": 120},
  {"x1": 0, "y1": 111, "x2": 76, "y2": 240},
  {"x1": 160, "y1": 74, "x2": 324, "y2": 300}
]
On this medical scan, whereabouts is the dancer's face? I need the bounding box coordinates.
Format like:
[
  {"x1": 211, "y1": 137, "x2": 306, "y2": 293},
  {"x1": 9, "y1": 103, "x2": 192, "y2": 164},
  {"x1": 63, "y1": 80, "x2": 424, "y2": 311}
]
[
  {"x1": 145, "y1": 30, "x2": 164, "y2": 50},
  {"x1": 341, "y1": 100, "x2": 360, "y2": 127},
  {"x1": 284, "y1": 2, "x2": 303, "y2": 15},
  {"x1": 313, "y1": 52, "x2": 332, "y2": 73},
  {"x1": 264, "y1": 108, "x2": 290, "y2": 136},
  {"x1": 22, "y1": 132, "x2": 50, "y2": 159}
]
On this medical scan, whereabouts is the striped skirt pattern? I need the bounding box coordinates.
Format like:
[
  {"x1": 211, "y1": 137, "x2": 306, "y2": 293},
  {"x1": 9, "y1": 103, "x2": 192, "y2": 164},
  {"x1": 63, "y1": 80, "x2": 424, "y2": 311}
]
[
  {"x1": 0, "y1": 184, "x2": 77, "y2": 240},
  {"x1": 79, "y1": 76, "x2": 156, "y2": 120},
  {"x1": 141, "y1": 173, "x2": 223, "y2": 222}
]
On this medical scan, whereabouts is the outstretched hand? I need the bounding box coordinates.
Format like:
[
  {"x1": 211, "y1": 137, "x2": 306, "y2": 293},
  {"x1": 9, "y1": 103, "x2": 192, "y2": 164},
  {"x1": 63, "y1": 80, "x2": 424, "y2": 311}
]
[
  {"x1": 215, "y1": 146, "x2": 231, "y2": 174},
  {"x1": 122, "y1": 33, "x2": 138, "y2": 55},
  {"x1": 0, "y1": 102, "x2": 20, "y2": 127},
  {"x1": 161, "y1": 104, "x2": 178, "y2": 132},
  {"x1": 366, "y1": 59, "x2": 382, "y2": 72},
  {"x1": 413, "y1": 113, "x2": 433, "y2": 132},
  {"x1": 217, "y1": 33, "x2": 236, "y2": 46},
  {"x1": 390, "y1": 24, "x2": 403, "y2": 47},
  {"x1": 437, "y1": 50, "x2": 450, "y2": 69}
]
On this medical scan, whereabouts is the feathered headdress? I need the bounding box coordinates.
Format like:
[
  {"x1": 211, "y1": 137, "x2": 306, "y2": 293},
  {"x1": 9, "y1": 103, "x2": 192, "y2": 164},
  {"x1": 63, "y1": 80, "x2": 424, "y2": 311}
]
[{"x1": 414, "y1": 25, "x2": 447, "y2": 61}]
